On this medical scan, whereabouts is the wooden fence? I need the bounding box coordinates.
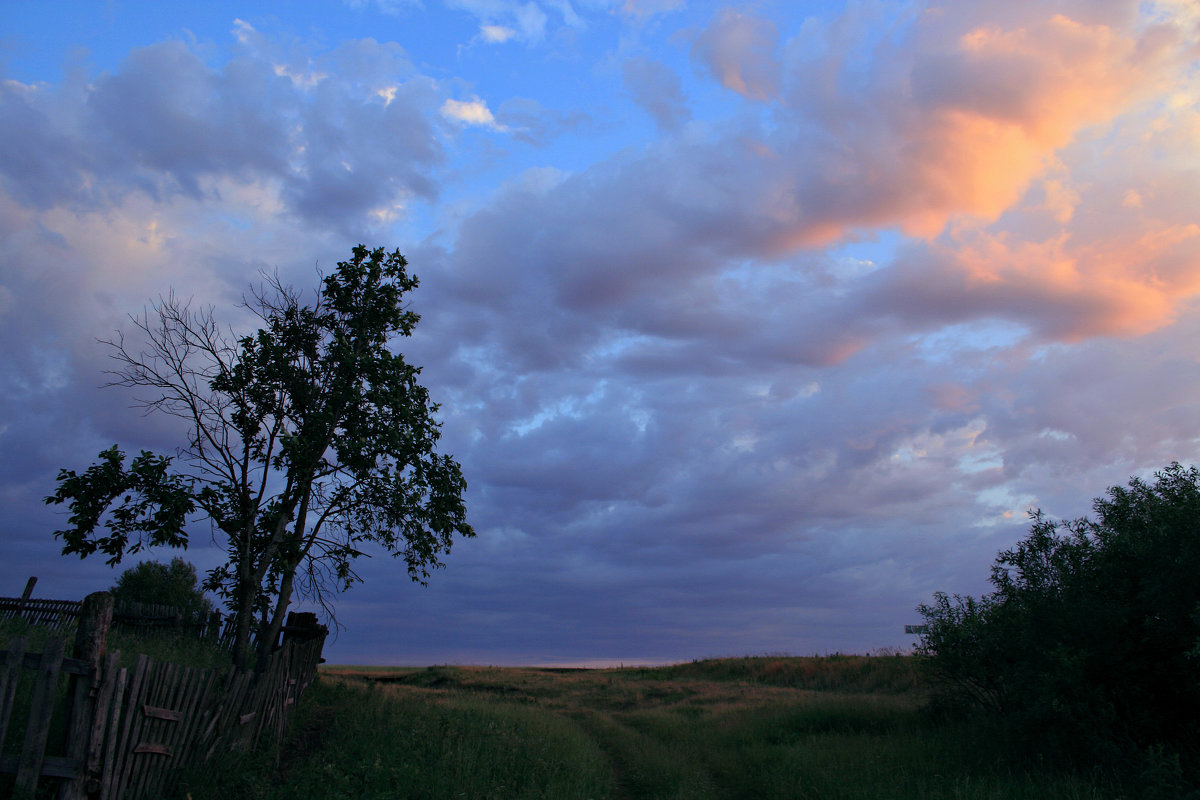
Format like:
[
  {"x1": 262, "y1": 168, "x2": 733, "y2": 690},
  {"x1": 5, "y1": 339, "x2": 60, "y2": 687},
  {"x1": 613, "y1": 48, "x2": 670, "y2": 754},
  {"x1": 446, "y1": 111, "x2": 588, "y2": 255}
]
[
  {"x1": 0, "y1": 577, "x2": 82, "y2": 633},
  {"x1": 1, "y1": 591, "x2": 327, "y2": 799},
  {"x1": 0, "y1": 577, "x2": 232, "y2": 643}
]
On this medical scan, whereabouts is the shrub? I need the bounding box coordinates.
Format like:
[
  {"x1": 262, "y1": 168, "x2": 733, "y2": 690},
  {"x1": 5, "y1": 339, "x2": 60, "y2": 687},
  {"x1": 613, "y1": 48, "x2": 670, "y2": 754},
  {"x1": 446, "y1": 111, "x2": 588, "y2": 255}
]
[
  {"x1": 110, "y1": 556, "x2": 214, "y2": 621},
  {"x1": 918, "y1": 463, "x2": 1200, "y2": 767}
]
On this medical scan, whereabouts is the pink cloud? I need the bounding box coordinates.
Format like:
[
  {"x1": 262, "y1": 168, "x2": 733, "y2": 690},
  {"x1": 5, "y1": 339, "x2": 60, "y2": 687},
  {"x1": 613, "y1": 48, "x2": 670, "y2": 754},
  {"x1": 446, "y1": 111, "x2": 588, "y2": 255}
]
[
  {"x1": 858, "y1": 216, "x2": 1200, "y2": 342},
  {"x1": 692, "y1": 8, "x2": 780, "y2": 102},
  {"x1": 770, "y1": 10, "x2": 1186, "y2": 247},
  {"x1": 928, "y1": 383, "x2": 981, "y2": 414}
]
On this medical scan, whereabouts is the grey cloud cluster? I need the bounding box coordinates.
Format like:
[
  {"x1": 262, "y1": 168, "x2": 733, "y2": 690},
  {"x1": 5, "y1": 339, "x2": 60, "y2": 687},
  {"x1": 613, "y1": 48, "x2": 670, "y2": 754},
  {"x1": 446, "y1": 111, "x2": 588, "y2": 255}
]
[
  {"x1": 691, "y1": 7, "x2": 780, "y2": 101},
  {"x1": 622, "y1": 56, "x2": 688, "y2": 131},
  {"x1": 431, "y1": 0, "x2": 1198, "y2": 379},
  {"x1": 0, "y1": 33, "x2": 441, "y2": 232}
]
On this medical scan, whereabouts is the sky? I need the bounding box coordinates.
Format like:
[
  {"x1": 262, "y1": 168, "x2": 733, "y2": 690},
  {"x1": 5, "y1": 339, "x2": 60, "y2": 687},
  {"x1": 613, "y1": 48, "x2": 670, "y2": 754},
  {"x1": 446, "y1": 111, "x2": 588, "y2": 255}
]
[{"x1": 2, "y1": 0, "x2": 1199, "y2": 667}]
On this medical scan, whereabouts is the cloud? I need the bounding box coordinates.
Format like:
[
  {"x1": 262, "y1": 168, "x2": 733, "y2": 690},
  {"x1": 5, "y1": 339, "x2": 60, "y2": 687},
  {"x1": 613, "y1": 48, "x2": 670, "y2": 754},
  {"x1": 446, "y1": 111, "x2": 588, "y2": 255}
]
[
  {"x1": 772, "y1": 10, "x2": 1188, "y2": 244},
  {"x1": 691, "y1": 8, "x2": 780, "y2": 101},
  {"x1": 430, "y1": 0, "x2": 1196, "y2": 371},
  {"x1": 480, "y1": 24, "x2": 517, "y2": 42},
  {"x1": 0, "y1": 35, "x2": 443, "y2": 233},
  {"x1": 854, "y1": 218, "x2": 1200, "y2": 343},
  {"x1": 407, "y1": 5, "x2": 1200, "y2": 627},
  {"x1": 441, "y1": 96, "x2": 507, "y2": 130},
  {"x1": 494, "y1": 97, "x2": 589, "y2": 146},
  {"x1": 622, "y1": 56, "x2": 688, "y2": 130},
  {"x1": 342, "y1": 0, "x2": 423, "y2": 14},
  {"x1": 618, "y1": 0, "x2": 684, "y2": 20},
  {"x1": 445, "y1": 0, "x2": 564, "y2": 44}
]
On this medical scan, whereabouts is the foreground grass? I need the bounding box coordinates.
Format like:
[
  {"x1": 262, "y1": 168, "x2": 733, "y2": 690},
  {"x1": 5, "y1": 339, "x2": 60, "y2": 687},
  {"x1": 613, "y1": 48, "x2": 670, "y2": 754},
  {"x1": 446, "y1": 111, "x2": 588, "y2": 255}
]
[
  {"x1": 179, "y1": 656, "x2": 1124, "y2": 800},
  {"x1": 0, "y1": 616, "x2": 232, "y2": 673},
  {"x1": 177, "y1": 678, "x2": 611, "y2": 800}
]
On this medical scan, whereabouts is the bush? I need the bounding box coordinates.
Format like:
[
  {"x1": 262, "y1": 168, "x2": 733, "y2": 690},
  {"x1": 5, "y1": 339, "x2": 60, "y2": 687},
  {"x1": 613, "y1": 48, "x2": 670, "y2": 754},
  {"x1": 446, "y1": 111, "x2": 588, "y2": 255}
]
[
  {"x1": 918, "y1": 464, "x2": 1200, "y2": 768},
  {"x1": 110, "y1": 556, "x2": 214, "y2": 621}
]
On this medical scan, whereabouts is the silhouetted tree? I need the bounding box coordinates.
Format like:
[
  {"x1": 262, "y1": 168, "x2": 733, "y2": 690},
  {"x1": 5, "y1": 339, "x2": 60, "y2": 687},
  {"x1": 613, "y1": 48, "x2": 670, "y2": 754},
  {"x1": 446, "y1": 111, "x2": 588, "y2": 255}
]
[{"x1": 47, "y1": 246, "x2": 474, "y2": 669}]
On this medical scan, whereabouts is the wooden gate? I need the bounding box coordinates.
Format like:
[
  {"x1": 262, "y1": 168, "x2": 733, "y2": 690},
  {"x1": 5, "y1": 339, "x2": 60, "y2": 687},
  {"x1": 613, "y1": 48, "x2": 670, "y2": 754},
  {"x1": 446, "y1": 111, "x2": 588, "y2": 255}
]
[{"x1": 1, "y1": 589, "x2": 327, "y2": 799}]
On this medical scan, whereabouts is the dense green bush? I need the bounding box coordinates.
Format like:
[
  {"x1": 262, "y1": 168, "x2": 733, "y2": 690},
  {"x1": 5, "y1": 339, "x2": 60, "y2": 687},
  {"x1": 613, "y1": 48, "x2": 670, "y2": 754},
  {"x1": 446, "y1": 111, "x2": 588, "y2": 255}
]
[
  {"x1": 918, "y1": 464, "x2": 1200, "y2": 770},
  {"x1": 110, "y1": 556, "x2": 215, "y2": 620}
]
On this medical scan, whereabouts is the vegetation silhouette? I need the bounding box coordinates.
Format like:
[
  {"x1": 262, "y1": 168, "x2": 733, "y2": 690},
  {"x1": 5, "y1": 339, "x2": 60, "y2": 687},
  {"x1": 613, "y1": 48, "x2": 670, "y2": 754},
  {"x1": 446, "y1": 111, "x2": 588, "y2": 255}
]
[
  {"x1": 110, "y1": 556, "x2": 215, "y2": 621},
  {"x1": 46, "y1": 245, "x2": 474, "y2": 670},
  {"x1": 919, "y1": 463, "x2": 1200, "y2": 791}
]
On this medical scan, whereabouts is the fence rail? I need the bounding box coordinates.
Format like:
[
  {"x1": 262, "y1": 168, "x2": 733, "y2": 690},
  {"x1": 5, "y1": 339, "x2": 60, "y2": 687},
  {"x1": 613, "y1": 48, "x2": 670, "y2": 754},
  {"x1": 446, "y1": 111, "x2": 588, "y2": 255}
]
[
  {"x1": 0, "y1": 594, "x2": 82, "y2": 632},
  {"x1": 1, "y1": 576, "x2": 235, "y2": 645},
  {"x1": 0, "y1": 584, "x2": 327, "y2": 799}
]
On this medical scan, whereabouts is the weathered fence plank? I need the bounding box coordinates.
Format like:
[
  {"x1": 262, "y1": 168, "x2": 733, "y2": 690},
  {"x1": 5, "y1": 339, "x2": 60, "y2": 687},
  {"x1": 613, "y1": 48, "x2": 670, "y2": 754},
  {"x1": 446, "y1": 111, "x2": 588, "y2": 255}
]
[
  {"x1": 0, "y1": 636, "x2": 27, "y2": 754},
  {"x1": 129, "y1": 661, "x2": 180, "y2": 799},
  {"x1": 16, "y1": 635, "x2": 67, "y2": 793},
  {"x1": 104, "y1": 653, "x2": 150, "y2": 800},
  {"x1": 82, "y1": 650, "x2": 122, "y2": 797},
  {"x1": 98, "y1": 664, "x2": 128, "y2": 800}
]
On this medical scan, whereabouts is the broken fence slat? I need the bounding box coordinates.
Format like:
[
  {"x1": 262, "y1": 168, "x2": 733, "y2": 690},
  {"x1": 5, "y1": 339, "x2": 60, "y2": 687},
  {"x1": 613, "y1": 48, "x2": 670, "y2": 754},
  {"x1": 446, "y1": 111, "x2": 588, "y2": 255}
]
[
  {"x1": 142, "y1": 705, "x2": 184, "y2": 722},
  {"x1": 132, "y1": 743, "x2": 173, "y2": 757}
]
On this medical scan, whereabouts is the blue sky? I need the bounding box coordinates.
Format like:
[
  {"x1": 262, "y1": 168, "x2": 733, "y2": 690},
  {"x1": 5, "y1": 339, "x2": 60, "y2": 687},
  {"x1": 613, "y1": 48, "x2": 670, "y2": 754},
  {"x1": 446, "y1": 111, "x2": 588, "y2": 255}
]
[{"x1": 3, "y1": 0, "x2": 1200, "y2": 666}]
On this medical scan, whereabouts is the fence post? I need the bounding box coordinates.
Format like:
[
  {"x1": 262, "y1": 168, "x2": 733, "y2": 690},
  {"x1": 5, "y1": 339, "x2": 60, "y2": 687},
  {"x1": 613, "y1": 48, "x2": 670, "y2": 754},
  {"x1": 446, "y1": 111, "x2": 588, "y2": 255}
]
[
  {"x1": 280, "y1": 611, "x2": 319, "y2": 647},
  {"x1": 59, "y1": 591, "x2": 113, "y2": 800},
  {"x1": 19, "y1": 576, "x2": 37, "y2": 615}
]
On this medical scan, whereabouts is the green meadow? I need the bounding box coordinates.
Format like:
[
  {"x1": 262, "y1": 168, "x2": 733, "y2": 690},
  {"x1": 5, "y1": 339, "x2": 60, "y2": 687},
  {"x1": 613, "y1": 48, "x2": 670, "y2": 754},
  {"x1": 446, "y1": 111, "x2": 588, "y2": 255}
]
[{"x1": 178, "y1": 654, "x2": 1125, "y2": 800}]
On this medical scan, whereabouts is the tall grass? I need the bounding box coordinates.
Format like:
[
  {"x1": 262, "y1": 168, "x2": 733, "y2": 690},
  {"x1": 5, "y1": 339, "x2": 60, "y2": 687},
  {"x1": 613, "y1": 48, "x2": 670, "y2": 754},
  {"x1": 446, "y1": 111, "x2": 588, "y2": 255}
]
[
  {"x1": 177, "y1": 678, "x2": 612, "y2": 800},
  {"x1": 612, "y1": 696, "x2": 1116, "y2": 799},
  {"x1": 661, "y1": 652, "x2": 922, "y2": 693},
  {"x1": 105, "y1": 625, "x2": 233, "y2": 672},
  {"x1": 179, "y1": 658, "x2": 1129, "y2": 800},
  {"x1": 0, "y1": 615, "x2": 232, "y2": 672}
]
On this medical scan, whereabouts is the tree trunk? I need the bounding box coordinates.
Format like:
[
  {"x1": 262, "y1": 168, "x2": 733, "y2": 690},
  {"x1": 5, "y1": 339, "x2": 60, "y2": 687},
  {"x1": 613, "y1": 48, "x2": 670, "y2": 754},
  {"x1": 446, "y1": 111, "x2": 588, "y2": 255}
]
[
  {"x1": 256, "y1": 566, "x2": 296, "y2": 671},
  {"x1": 231, "y1": 572, "x2": 257, "y2": 671}
]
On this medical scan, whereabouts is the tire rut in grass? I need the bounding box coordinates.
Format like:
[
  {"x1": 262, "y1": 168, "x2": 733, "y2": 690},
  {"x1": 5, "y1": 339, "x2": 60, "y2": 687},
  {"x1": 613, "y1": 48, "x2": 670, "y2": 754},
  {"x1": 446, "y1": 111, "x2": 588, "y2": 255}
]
[
  {"x1": 571, "y1": 710, "x2": 719, "y2": 800},
  {"x1": 274, "y1": 697, "x2": 338, "y2": 785}
]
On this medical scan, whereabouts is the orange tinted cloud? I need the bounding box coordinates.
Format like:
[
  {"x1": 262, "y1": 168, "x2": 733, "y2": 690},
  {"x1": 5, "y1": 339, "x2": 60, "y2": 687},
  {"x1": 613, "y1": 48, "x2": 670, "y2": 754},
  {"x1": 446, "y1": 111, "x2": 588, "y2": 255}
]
[
  {"x1": 755, "y1": 5, "x2": 1200, "y2": 345},
  {"x1": 766, "y1": 9, "x2": 1186, "y2": 249},
  {"x1": 868, "y1": 219, "x2": 1200, "y2": 342},
  {"x1": 899, "y1": 13, "x2": 1175, "y2": 233}
]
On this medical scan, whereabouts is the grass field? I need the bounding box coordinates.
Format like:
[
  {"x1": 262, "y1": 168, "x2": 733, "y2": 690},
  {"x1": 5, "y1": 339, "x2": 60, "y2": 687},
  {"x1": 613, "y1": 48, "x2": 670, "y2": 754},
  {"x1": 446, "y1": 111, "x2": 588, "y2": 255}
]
[{"x1": 177, "y1": 655, "x2": 1126, "y2": 800}]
